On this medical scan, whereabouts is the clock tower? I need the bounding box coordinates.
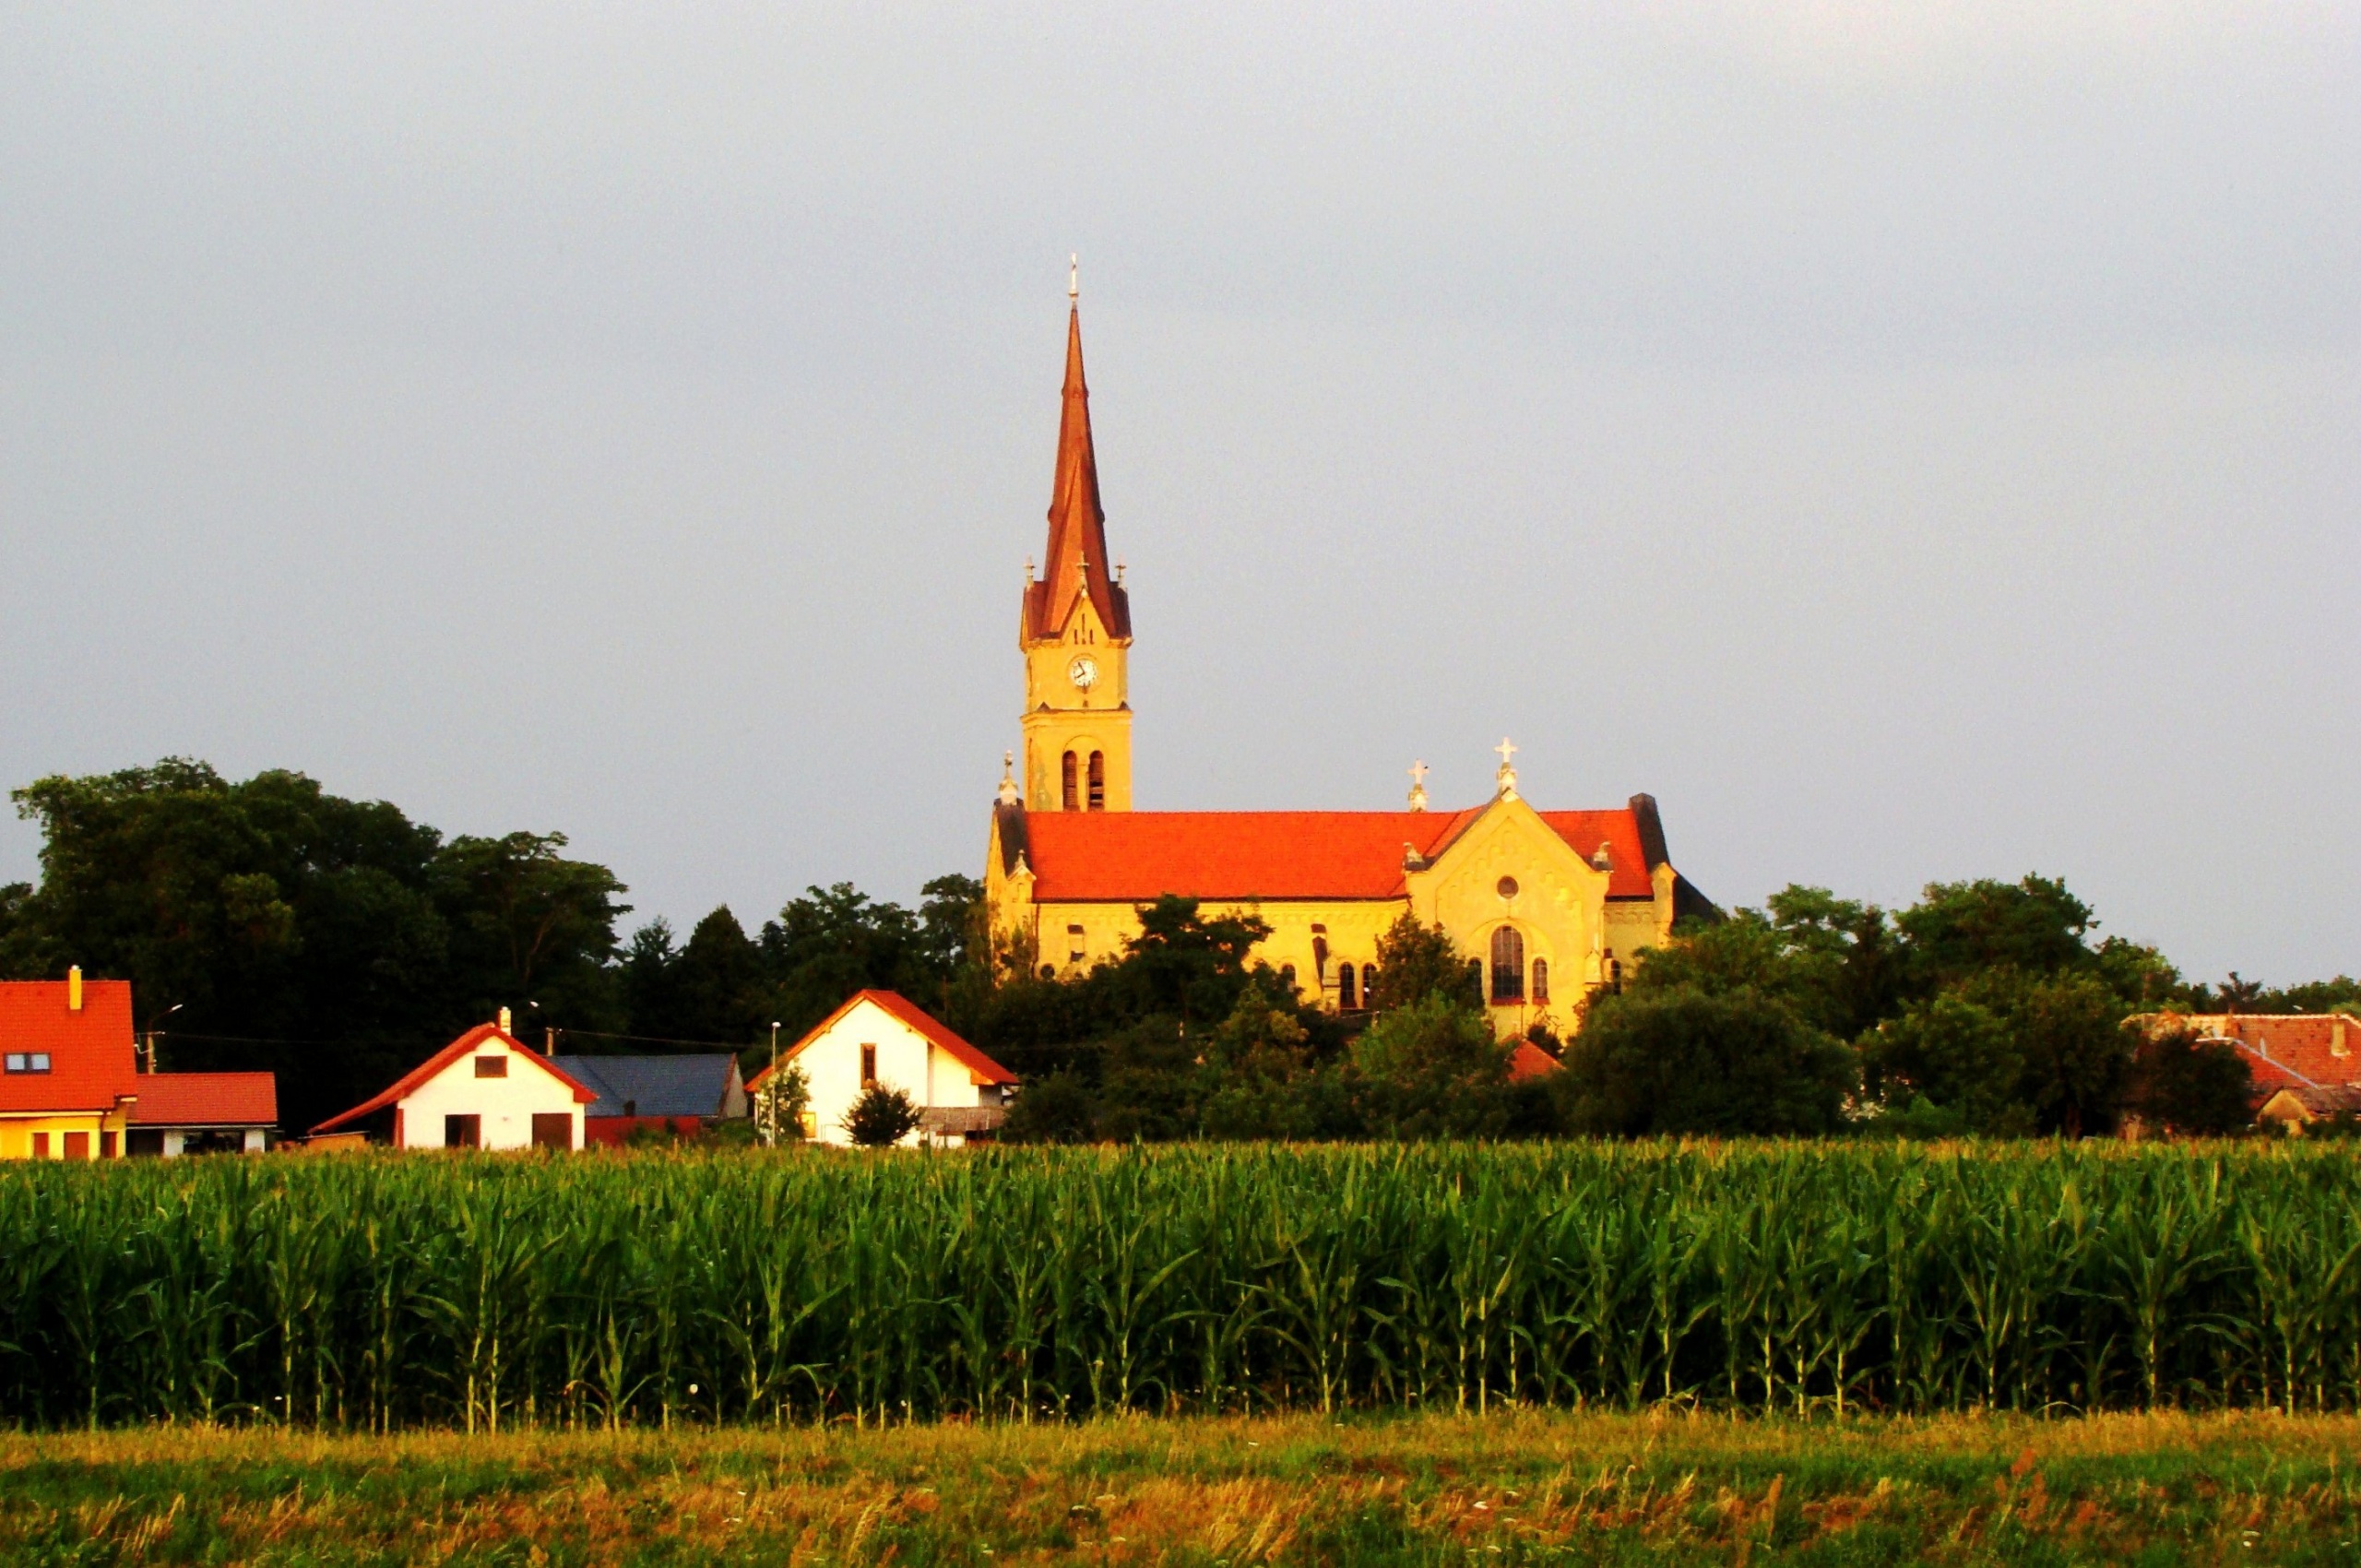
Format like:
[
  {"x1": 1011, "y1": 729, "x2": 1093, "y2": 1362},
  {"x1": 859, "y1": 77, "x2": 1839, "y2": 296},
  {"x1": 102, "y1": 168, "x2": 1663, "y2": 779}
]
[{"x1": 1018, "y1": 284, "x2": 1133, "y2": 812}]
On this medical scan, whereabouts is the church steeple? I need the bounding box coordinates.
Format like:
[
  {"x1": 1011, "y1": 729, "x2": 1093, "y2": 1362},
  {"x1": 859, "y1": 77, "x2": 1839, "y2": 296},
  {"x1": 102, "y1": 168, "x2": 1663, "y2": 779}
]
[
  {"x1": 1025, "y1": 299, "x2": 1131, "y2": 643},
  {"x1": 1017, "y1": 272, "x2": 1133, "y2": 813}
]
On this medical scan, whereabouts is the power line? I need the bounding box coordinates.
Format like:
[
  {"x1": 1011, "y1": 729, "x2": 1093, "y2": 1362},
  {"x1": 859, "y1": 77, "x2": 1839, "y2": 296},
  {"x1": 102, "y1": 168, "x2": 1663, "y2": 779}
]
[{"x1": 552, "y1": 1028, "x2": 759, "y2": 1051}]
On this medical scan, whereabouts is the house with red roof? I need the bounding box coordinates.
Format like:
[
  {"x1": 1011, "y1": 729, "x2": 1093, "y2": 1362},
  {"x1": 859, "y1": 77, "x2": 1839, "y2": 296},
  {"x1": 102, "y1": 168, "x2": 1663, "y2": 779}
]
[
  {"x1": 2142, "y1": 1013, "x2": 2361, "y2": 1130},
  {"x1": 312, "y1": 1010, "x2": 598, "y2": 1150},
  {"x1": 748, "y1": 990, "x2": 1017, "y2": 1148},
  {"x1": 2, "y1": 970, "x2": 279, "y2": 1158},
  {"x1": 980, "y1": 292, "x2": 1714, "y2": 1041}
]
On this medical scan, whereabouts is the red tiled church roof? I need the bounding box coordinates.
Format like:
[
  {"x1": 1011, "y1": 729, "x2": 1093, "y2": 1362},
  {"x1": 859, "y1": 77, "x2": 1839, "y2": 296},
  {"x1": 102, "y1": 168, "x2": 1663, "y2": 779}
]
[
  {"x1": 128, "y1": 1072, "x2": 278, "y2": 1127},
  {"x1": 313, "y1": 1022, "x2": 597, "y2": 1134},
  {"x1": 1016, "y1": 806, "x2": 1657, "y2": 902},
  {"x1": 0, "y1": 978, "x2": 138, "y2": 1113},
  {"x1": 752, "y1": 990, "x2": 1017, "y2": 1091}
]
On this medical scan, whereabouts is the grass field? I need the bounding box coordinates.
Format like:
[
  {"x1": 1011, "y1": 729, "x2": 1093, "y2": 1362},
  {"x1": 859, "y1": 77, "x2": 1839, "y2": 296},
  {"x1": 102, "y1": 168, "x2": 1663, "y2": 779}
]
[{"x1": 7, "y1": 1413, "x2": 2361, "y2": 1565}]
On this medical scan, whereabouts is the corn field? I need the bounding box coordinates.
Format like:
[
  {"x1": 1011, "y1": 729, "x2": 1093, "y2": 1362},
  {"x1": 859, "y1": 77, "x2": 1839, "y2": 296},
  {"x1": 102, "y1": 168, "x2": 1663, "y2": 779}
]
[{"x1": 2, "y1": 1143, "x2": 2357, "y2": 1430}]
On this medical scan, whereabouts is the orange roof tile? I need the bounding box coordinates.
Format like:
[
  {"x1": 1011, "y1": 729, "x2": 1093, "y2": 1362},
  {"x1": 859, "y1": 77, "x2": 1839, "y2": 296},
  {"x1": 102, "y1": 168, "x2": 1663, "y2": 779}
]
[
  {"x1": 1017, "y1": 806, "x2": 1658, "y2": 903},
  {"x1": 128, "y1": 1072, "x2": 278, "y2": 1127},
  {"x1": 0, "y1": 979, "x2": 139, "y2": 1114},
  {"x1": 1508, "y1": 1041, "x2": 1561, "y2": 1081},
  {"x1": 312, "y1": 1023, "x2": 598, "y2": 1134},
  {"x1": 752, "y1": 990, "x2": 1017, "y2": 1091}
]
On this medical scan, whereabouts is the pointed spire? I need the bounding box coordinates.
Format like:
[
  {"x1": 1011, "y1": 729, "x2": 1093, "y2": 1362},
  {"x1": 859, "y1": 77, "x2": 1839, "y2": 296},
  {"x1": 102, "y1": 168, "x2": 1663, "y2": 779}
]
[{"x1": 1026, "y1": 282, "x2": 1130, "y2": 643}]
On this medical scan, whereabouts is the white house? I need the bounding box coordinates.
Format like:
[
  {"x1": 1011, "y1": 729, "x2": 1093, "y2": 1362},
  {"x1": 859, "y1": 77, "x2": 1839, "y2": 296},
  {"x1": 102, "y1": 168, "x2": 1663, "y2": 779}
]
[
  {"x1": 312, "y1": 1013, "x2": 595, "y2": 1150},
  {"x1": 753, "y1": 990, "x2": 1017, "y2": 1148}
]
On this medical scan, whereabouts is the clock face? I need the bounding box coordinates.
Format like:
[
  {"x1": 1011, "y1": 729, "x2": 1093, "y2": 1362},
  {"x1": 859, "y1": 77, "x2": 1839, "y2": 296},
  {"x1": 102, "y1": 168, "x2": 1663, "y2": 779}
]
[{"x1": 1068, "y1": 656, "x2": 1098, "y2": 690}]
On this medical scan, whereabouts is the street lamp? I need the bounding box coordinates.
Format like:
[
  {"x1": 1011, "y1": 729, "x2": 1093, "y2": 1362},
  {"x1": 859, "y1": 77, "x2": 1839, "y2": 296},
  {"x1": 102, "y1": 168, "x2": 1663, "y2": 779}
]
[
  {"x1": 143, "y1": 1003, "x2": 184, "y2": 1075},
  {"x1": 765, "y1": 1021, "x2": 782, "y2": 1146}
]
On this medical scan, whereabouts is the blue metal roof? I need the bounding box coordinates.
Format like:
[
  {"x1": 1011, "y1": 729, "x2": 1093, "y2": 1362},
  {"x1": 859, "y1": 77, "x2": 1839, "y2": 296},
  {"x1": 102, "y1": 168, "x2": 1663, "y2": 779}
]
[{"x1": 552, "y1": 1053, "x2": 743, "y2": 1119}]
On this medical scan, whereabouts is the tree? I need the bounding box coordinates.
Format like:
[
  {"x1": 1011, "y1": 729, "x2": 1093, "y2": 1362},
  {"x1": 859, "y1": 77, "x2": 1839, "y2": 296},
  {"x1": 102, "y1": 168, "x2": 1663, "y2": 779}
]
[
  {"x1": 1103, "y1": 895, "x2": 1272, "y2": 1027},
  {"x1": 1366, "y1": 912, "x2": 1476, "y2": 1013},
  {"x1": 1897, "y1": 875, "x2": 2096, "y2": 991},
  {"x1": 1858, "y1": 994, "x2": 2030, "y2": 1135},
  {"x1": 1560, "y1": 986, "x2": 1854, "y2": 1137},
  {"x1": 1622, "y1": 887, "x2": 1902, "y2": 1041},
  {"x1": 1349, "y1": 992, "x2": 1517, "y2": 1137},
  {"x1": 842, "y1": 1083, "x2": 921, "y2": 1146},
  {"x1": 1999, "y1": 972, "x2": 2135, "y2": 1137},
  {"x1": 2126, "y1": 1026, "x2": 2255, "y2": 1136},
  {"x1": 753, "y1": 1063, "x2": 811, "y2": 1145}
]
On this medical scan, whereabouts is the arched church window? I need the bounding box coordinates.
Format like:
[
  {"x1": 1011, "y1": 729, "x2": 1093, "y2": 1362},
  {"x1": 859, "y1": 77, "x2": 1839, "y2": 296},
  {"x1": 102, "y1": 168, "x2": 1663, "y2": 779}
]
[
  {"x1": 1608, "y1": 956, "x2": 1623, "y2": 993},
  {"x1": 1088, "y1": 751, "x2": 1105, "y2": 811},
  {"x1": 1489, "y1": 927, "x2": 1525, "y2": 1002},
  {"x1": 1361, "y1": 966, "x2": 1379, "y2": 1009},
  {"x1": 1062, "y1": 751, "x2": 1080, "y2": 811},
  {"x1": 1337, "y1": 962, "x2": 1358, "y2": 1010},
  {"x1": 1280, "y1": 964, "x2": 1298, "y2": 996},
  {"x1": 1531, "y1": 957, "x2": 1549, "y2": 1004}
]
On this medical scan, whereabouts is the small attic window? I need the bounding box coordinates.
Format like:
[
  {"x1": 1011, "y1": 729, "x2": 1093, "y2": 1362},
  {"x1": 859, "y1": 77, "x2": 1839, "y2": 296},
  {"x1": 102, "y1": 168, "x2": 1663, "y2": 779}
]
[
  {"x1": 475, "y1": 1054, "x2": 507, "y2": 1078},
  {"x1": 5, "y1": 1052, "x2": 51, "y2": 1075}
]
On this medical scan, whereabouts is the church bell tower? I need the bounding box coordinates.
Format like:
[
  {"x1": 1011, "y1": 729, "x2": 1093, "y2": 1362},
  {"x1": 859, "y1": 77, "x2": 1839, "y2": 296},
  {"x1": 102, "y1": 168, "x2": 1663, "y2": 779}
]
[{"x1": 1018, "y1": 274, "x2": 1133, "y2": 812}]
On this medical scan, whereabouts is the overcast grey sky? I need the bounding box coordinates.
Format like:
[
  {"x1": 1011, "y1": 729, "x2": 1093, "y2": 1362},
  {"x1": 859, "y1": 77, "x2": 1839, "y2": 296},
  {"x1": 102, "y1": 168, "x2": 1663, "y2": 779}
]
[{"x1": 3, "y1": 4, "x2": 2355, "y2": 983}]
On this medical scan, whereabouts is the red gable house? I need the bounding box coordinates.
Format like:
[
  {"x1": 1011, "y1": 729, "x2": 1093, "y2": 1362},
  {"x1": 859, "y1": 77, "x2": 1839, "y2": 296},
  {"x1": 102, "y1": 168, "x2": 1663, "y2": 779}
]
[
  {"x1": 1, "y1": 971, "x2": 280, "y2": 1158},
  {"x1": 314, "y1": 1016, "x2": 598, "y2": 1150}
]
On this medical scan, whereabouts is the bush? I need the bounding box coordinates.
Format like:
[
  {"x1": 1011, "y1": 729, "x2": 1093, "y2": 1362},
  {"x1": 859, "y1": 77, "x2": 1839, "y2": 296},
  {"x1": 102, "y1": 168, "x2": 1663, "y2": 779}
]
[
  {"x1": 841, "y1": 1084, "x2": 921, "y2": 1146},
  {"x1": 1559, "y1": 985, "x2": 1854, "y2": 1136}
]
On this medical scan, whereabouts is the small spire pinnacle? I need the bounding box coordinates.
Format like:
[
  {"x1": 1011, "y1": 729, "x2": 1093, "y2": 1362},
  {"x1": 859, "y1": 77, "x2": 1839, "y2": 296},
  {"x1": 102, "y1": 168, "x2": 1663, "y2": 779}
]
[
  {"x1": 998, "y1": 750, "x2": 1020, "y2": 806},
  {"x1": 1069, "y1": 253, "x2": 1079, "y2": 301},
  {"x1": 1406, "y1": 760, "x2": 1429, "y2": 813}
]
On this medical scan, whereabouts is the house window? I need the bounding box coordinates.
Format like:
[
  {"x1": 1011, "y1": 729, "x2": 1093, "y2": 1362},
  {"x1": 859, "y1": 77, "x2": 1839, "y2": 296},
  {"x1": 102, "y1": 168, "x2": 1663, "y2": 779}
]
[
  {"x1": 1062, "y1": 750, "x2": 1080, "y2": 811},
  {"x1": 1088, "y1": 751, "x2": 1105, "y2": 811},
  {"x1": 530, "y1": 1113, "x2": 572, "y2": 1150},
  {"x1": 31, "y1": 1133, "x2": 49, "y2": 1158},
  {"x1": 5, "y1": 1052, "x2": 51, "y2": 1074},
  {"x1": 1531, "y1": 957, "x2": 1549, "y2": 1004},
  {"x1": 1489, "y1": 927, "x2": 1525, "y2": 1002},
  {"x1": 63, "y1": 1132, "x2": 89, "y2": 1160},
  {"x1": 444, "y1": 1114, "x2": 481, "y2": 1148},
  {"x1": 474, "y1": 1054, "x2": 507, "y2": 1078},
  {"x1": 860, "y1": 1044, "x2": 878, "y2": 1087},
  {"x1": 1068, "y1": 923, "x2": 1086, "y2": 964},
  {"x1": 1337, "y1": 962, "x2": 1358, "y2": 1010}
]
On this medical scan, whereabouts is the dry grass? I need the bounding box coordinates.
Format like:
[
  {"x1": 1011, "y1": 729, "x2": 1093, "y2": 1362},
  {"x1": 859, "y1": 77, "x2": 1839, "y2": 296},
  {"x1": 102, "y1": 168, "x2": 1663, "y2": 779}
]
[{"x1": 6, "y1": 1410, "x2": 2361, "y2": 1564}]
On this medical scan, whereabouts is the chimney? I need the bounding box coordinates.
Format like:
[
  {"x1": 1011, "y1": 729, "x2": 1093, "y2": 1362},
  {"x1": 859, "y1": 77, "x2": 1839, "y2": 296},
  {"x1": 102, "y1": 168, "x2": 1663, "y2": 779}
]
[
  {"x1": 498, "y1": 1005, "x2": 512, "y2": 1035},
  {"x1": 67, "y1": 967, "x2": 82, "y2": 1012}
]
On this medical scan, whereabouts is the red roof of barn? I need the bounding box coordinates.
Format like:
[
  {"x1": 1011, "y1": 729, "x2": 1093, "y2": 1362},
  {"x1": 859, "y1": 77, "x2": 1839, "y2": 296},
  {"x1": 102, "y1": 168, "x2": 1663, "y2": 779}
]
[
  {"x1": 1015, "y1": 806, "x2": 1657, "y2": 902},
  {"x1": 2144, "y1": 1014, "x2": 2361, "y2": 1092},
  {"x1": 312, "y1": 1023, "x2": 598, "y2": 1134},
  {"x1": 128, "y1": 1072, "x2": 278, "y2": 1127},
  {"x1": 0, "y1": 979, "x2": 139, "y2": 1114},
  {"x1": 752, "y1": 990, "x2": 1017, "y2": 1091}
]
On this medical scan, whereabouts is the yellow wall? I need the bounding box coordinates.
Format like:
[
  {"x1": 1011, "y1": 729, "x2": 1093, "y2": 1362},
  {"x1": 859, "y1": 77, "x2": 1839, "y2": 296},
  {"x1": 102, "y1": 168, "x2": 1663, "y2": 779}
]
[
  {"x1": 0, "y1": 1108, "x2": 132, "y2": 1159},
  {"x1": 1020, "y1": 594, "x2": 1133, "y2": 812}
]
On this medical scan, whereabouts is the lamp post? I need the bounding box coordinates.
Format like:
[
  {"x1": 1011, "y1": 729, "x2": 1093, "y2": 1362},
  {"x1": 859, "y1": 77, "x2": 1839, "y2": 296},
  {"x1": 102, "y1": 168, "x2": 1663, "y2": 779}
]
[
  {"x1": 765, "y1": 1021, "x2": 781, "y2": 1146},
  {"x1": 143, "y1": 1003, "x2": 184, "y2": 1075}
]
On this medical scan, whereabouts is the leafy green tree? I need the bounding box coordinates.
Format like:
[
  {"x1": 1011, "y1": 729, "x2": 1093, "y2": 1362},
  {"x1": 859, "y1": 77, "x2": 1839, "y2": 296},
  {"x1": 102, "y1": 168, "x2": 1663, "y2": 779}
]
[
  {"x1": 1349, "y1": 992, "x2": 1518, "y2": 1137},
  {"x1": 2126, "y1": 1026, "x2": 2255, "y2": 1136},
  {"x1": 842, "y1": 1083, "x2": 921, "y2": 1146},
  {"x1": 1625, "y1": 886, "x2": 1902, "y2": 1040},
  {"x1": 1897, "y1": 875, "x2": 2096, "y2": 991},
  {"x1": 1993, "y1": 971, "x2": 2136, "y2": 1137},
  {"x1": 1858, "y1": 994, "x2": 2030, "y2": 1135},
  {"x1": 1560, "y1": 986, "x2": 1854, "y2": 1137},
  {"x1": 431, "y1": 830, "x2": 629, "y2": 1028},
  {"x1": 1001, "y1": 1071, "x2": 1097, "y2": 1144},
  {"x1": 1366, "y1": 913, "x2": 1476, "y2": 1013}
]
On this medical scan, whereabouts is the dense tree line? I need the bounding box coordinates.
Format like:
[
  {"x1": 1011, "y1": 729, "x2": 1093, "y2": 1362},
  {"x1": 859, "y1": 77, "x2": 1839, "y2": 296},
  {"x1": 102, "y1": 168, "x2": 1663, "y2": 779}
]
[
  {"x1": 0, "y1": 762, "x2": 973, "y2": 1132},
  {"x1": 5, "y1": 759, "x2": 2348, "y2": 1140}
]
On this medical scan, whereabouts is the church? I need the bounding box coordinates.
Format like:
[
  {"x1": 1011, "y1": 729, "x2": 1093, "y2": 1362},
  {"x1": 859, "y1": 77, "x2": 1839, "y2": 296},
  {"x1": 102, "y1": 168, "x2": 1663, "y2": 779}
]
[{"x1": 983, "y1": 287, "x2": 1715, "y2": 1039}]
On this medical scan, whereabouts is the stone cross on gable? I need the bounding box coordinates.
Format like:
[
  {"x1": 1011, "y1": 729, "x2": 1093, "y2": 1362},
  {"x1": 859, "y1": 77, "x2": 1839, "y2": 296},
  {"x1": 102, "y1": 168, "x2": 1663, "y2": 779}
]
[
  {"x1": 1406, "y1": 759, "x2": 1430, "y2": 814},
  {"x1": 1494, "y1": 737, "x2": 1517, "y2": 768},
  {"x1": 1493, "y1": 737, "x2": 1520, "y2": 801}
]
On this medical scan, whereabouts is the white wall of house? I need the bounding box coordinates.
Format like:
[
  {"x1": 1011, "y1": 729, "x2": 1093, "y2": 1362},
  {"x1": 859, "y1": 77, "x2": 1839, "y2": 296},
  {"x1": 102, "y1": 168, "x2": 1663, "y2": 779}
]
[
  {"x1": 396, "y1": 1038, "x2": 583, "y2": 1150},
  {"x1": 794, "y1": 998, "x2": 991, "y2": 1148}
]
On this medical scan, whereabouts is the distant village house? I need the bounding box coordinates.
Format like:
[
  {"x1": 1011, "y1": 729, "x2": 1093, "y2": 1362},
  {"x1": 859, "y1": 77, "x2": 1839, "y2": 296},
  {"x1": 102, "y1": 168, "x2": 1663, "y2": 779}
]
[
  {"x1": 312, "y1": 1010, "x2": 595, "y2": 1149},
  {"x1": 751, "y1": 990, "x2": 1017, "y2": 1148}
]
